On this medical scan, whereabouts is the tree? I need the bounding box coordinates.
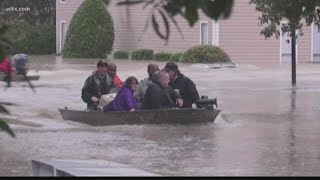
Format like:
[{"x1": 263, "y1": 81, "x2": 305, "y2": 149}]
[
  {"x1": 63, "y1": 0, "x2": 114, "y2": 58},
  {"x1": 0, "y1": 25, "x2": 15, "y2": 137},
  {"x1": 250, "y1": 0, "x2": 320, "y2": 86},
  {"x1": 106, "y1": 0, "x2": 234, "y2": 42}
]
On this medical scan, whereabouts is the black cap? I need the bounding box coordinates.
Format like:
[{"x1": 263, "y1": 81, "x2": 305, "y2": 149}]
[
  {"x1": 164, "y1": 62, "x2": 179, "y2": 71},
  {"x1": 97, "y1": 59, "x2": 108, "y2": 67}
]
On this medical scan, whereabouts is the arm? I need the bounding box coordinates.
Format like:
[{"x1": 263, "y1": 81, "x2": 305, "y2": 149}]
[
  {"x1": 124, "y1": 90, "x2": 138, "y2": 111},
  {"x1": 81, "y1": 76, "x2": 94, "y2": 103}
]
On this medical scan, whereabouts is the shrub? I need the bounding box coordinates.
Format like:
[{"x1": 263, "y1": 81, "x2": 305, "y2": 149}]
[
  {"x1": 131, "y1": 49, "x2": 153, "y2": 60},
  {"x1": 63, "y1": 0, "x2": 114, "y2": 58},
  {"x1": 113, "y1": 50, "x2": 129, "y2": 59},
  {"x1": 170, "y1": 52, "x2": 184, "y2": 62},
  {"x1": 153, "y1": 52, "x2": 172, "y2": 61},
  {"x1": 5, "y1": 20, "x2": 56, "y2": 55},
  {"x1": 181, "y1": 45, "x2": 231, "y2": 63}
]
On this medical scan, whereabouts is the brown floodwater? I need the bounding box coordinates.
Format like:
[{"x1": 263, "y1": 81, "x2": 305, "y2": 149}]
[{"x1": 1, "y1": 55, "x2": 320, "y2": 176}]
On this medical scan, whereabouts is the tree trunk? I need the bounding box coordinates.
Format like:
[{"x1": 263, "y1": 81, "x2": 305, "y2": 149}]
[{"x1": 291, "y1": 33, "x2": 296, "y2": 86}]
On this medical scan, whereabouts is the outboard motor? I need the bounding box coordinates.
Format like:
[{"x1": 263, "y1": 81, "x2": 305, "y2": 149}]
[
  {"x1": 11, "y1": 54, "x2": 28, "y2": 75},
  {"x1": 196, "y1": 96, "x2": 218, "y2": 110}
]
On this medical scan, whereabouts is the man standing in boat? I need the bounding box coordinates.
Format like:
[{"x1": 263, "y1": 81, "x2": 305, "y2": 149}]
[
  {"x1": 164, "y1": 62, "x2": 200, "y2": 108},
  {"x1": 143, "y1": 70, "x2": 183, "y2": 109},
  {"x1": 81, "y1": 60, "x2": 117, "y2": 111},
  {"x1": 136, "y1": 63, "x2": 160, "y2": 105}
]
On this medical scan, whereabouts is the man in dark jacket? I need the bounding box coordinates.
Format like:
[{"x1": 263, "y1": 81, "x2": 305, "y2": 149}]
[
  {"x1": 143, "y1": 70, "x2": 183, "y2": 110},
  {"x1": 164, "y1": 62, "x2": 200, "y2": 108},
  {"x1": 81, "y1": 60, "x2": 116, "y2": 111}
]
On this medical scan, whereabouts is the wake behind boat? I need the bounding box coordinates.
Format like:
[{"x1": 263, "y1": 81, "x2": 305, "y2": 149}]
[{"x1": 59, "y1": 108, "x2": 221, "y2": 126}]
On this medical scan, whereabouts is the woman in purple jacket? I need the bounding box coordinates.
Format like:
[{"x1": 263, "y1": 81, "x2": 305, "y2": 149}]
[{"x1": 103, "y1": 76, "x2": 139, "y2": 112}]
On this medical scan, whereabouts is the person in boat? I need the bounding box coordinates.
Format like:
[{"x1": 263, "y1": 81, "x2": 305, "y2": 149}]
[
  {"x1": 143, "y1": 70, "x2": 183, "y2": 110},
  {"x1": 97, "y1": 62, "x2": 124, "y2": 108},
  {"x1": 81, "y1": 60, "x2": 117, "y2": 111},
  {"x1": 0, "y1": 56, "x2": 15, "y2": 76},
  {"x1": 11, "y1": 53, "x2": 29, "y2": 75},
  {"x1": 103, "y1": 76, "x2": 139, "y2": 112},
  {"x1": 135, "y1": 64, "x2": 160, "y2": 104},
  {"x1": 164, "y1": 62, "x2": 200, "y2": 108},
  {"x1": 107, "y1": 62, "x2": 123, "y2": 90}
]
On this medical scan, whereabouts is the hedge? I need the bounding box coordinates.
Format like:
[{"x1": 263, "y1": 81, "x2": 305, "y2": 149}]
[
  {"x1": 63, "y1": 0, "x2": 114, "y2": 58},
  {"x1": 113, "y1": 50, "x2": 129, "y2": 59},
  {"x1": 181, "y1": 45, "x2": 231, "y2": 63},
  {"x1": 153, "y1": 52, "x2": 172, "y2": 61},
  {"x1": 170, "y1": 52, "x2": 184, "y2": 62},
  {"x1": 131, "y1": 49, "x2": 153, "y2": 60}
]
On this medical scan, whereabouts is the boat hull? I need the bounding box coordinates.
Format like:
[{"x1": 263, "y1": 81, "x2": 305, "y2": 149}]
[
  {"x1": 58, "y1": 108, "x2": 221, "y2": 126},
  {"x1": 0, "y1": 75, "x2": 40, "y2": 82}
]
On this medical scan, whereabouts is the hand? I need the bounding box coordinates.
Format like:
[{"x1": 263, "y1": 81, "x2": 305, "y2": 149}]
[
  {"x1": 91, "y1": 96, "x2": 99, "y2": 103},
  {"x1": 176, "y1": 98, "x2": 183, "y2": 108},
  {"x1": 130, "y1": 109, "x2": 136, "y2": 112}
]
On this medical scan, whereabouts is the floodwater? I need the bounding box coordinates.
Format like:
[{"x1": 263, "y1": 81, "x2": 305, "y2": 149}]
[{"x1": 1, "y1": 55, "x2": 320, "y2": 176}]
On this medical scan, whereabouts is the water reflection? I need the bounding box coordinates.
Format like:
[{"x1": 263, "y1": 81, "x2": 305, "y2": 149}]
[{"x1": 288, "y1": 88, "x2": 297, "y2": 175}]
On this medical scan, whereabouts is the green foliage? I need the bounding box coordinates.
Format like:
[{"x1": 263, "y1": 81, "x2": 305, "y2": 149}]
[
  {"x1": 114, "y1": 0, "x2": 234, "y2": 41},
  {"x1": 153, "y1": 52, "x2": 172, "y2": 61},
  {"x1": 113, "y1": 50, "x2": 129, "y2": 59},
  {"x1": 0, "y1": 0, "x2": 55, "y2": 26},
  {"x1": 5, "y1": 20, "x2": 55, "y2": 55},
  {"x1": 0, "y1": 26, "x2": 11, "y2": 62},
  {"x1": 63, "y1": 0, "x2": 114, "y2": 58},
  {"x1": 170, "y1": 52, "x2": 184, "y2": 62},
  {"x1": 0, "y1": 103, "x2": 15, "y2": 137},
  {"x1": 131, "y1": 49, "x2": 154, "y2": 60},
  {"x1": 250, "y1": 0, "x2": 320, "y2": 39},
  {"x1": 182, "y1": 45, "x2": 231, "y2": 63}
]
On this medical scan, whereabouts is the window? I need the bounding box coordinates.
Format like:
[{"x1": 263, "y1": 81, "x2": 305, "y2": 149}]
[
  {"x1": 60, "y1": 21, "x2": 66, "y2": 52},
  {"x1": 200, "y1": 22, "x2": 209, "y2": 45}
]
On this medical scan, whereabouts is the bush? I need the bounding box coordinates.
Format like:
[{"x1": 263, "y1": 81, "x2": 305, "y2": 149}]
[
  {"x1": 131, "y1": 49, "x2": 153, "y2": 60},
  {"x1": 153, "y1": 52, "x2": 172, "y2": 61},
  {"x1": 181, "y1": 45, "x2": 231, "y2": 63},
  {"x1": 113, "y1": 50, "x2": 129, "y2": 59},
  {"x1": 170, "y1": 52, "x2": 184, "y2": 62},
  {"x1": 5, "y1": 20, "x2": 56, "y2": 55},
  {"x1": 63, "y1": 0, "x2": 114, "y2": 58}
]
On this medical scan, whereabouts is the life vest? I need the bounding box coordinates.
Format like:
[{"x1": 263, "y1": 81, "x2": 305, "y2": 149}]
[
  {"x1": 0, "y1": 57, "x2": 15, "y2": 74},
  {"x1": 113, "y1": 74, "x2": 123, "y2": 88},
  {"x1": 93, "y1": 71, "x2": 113, "y2": 97}
]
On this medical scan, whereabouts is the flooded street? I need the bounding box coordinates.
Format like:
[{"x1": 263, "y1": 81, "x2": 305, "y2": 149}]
[{"x1": 1, "y1": 55, "x2": 320, "y2": 176}]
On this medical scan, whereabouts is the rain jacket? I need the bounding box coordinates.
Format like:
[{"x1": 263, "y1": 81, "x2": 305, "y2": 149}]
[
  {"x1": 169, "y1": 73, "x2": 200, "y2": 108},
  {"x1": 103, "y1": 86, "x2": 138, "y2": 112}
]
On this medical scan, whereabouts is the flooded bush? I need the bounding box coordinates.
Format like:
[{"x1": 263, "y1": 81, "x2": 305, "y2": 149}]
[
  {"x1": 5, "y1": 20, "x2": 55, "y2": 55},
  {"x1": 131, "y1": 49, "x2": 153, "y2": 60},
  {"x1": 113, "y1": 50, "x2": 129, "y2": 60},
  {"x1": 153, "y1": 52, "x2": 172, "y2": 61},
  {"x1": 182, "y1": 45, "x2": 231, "y2": 63},
  {"x1": 170, "y1": 52, "x2": 184, "y2": 62},
  {"x1": 63, "y1": 0, "x2": 114, "y2": 58}
]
